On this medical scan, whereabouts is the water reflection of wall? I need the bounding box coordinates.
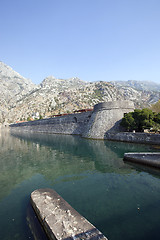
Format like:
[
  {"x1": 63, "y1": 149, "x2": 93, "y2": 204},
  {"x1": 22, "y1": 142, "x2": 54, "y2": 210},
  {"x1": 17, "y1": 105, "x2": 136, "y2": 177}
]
[
  {"x1": 10, "y1": 131, "x2": 139, "y2": 175},
  {"x1": 11, "y1": 131, "x2": 128, "y2": 171},
  {"x1": 0, "y1": 130, "x2": 154, "y2": 200},
  {"x1": 2, "y1": 130, "x2": 160, "y2": 240},
  {"x1": 0, "y1": 131, "x2": 92, "y2": 200},
  {"x1": 11, "y1": 131, "x2": 154, "y2": 171}
]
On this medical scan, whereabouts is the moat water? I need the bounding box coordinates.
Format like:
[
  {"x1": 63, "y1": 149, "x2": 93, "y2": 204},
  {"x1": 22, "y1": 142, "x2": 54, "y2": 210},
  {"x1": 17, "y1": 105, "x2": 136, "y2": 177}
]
[{"x1": 1, "y1": 130, "x2": 160, "y2": 240}]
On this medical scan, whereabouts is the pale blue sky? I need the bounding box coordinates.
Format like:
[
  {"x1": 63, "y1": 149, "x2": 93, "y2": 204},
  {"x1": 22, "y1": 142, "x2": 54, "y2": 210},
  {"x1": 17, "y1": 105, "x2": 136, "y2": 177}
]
[{"x1": 0, "y1": 0, "x2": 160, "y2": 84}]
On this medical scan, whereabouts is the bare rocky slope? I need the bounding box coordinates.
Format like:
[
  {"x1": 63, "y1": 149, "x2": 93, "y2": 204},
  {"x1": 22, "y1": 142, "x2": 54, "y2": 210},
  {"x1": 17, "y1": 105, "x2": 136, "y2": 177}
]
[
  {"x1": 111, "y1": 80, "x2": 160, "y2": 92},
  {"x1": 0, "y1": 61, "x2": 37, "y2": 124},
  {"x1": 0, "y1": 61, "x2": 160, "y2": 125}
]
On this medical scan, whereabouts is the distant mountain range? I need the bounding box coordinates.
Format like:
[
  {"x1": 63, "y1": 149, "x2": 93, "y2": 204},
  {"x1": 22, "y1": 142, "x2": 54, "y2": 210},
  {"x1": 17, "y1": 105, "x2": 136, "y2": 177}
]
[
  {"x1": 111, "y1": 80, "x2": 160, "y2": 91},
  {"x1": 0, "y1": 61, "x2": 160, "y2": 125}
]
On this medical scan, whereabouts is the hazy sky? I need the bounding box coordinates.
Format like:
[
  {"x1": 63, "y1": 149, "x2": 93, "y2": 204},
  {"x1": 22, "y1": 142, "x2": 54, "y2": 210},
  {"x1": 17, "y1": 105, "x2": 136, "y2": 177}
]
[{"x1": 1, "y1": 0, "x2": 160, "y2": 84}]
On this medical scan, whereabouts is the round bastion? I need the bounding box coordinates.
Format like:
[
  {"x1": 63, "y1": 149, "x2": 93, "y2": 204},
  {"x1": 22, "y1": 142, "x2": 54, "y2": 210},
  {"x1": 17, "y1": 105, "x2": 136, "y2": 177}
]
[{"x1": 82, "y1": 100, "x2": 135, "y2": 139}]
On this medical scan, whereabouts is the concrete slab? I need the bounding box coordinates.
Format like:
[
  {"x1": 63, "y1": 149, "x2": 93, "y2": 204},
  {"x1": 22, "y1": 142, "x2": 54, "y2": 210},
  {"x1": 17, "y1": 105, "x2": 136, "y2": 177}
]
[
  {"x1": 31, "y1": 188, "x2": 108, "y2": 240},
  {"x1": 124, "y1": 152, "x2": 160, "y2": 168}
]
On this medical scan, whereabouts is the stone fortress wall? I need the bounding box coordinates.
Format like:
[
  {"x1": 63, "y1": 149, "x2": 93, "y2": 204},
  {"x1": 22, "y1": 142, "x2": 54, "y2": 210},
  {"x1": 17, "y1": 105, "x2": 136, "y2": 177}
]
[
  {"x1": 10, "y1": 101, "x2": 134, "y2": 139},
  {"x1": 82, "y1": 101, "x2": 134, "y2": 139},
  {"x1": 10, "y1": 111, "x2": 92, "y2": 135},
  {"x1": 10, "y1": 100, "x2": 160, "y2": 144}
]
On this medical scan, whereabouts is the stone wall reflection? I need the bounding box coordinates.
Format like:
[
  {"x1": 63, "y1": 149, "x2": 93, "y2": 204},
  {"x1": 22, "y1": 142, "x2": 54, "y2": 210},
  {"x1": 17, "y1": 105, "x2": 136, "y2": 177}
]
[{"x1": 0, "y1": 130, "x2": 152, "y2": 200}]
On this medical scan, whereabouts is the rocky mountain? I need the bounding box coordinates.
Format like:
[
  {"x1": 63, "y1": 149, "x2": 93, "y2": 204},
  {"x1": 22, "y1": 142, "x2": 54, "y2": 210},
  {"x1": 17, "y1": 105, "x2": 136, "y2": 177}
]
[
  {"x1": 110, "y1": 80, "x2": 160, "y2": 105},
  {"x1": 111, "y1": 80, "x2": 160, "y2": 92},
  {"x1": 0, "y1": 62, "x2": 160, "y2": 125},
  {"x1": 8, "y1": 79, "x2": 122, "y2": 123},
  {"x1": 40, "y1": 76, "x2": 86, "y2": 90},
  {"x1": 0, "y1": 61, "x2": 37, "y2": 123},
  {"x1": 0, "y1": 61, "x2": 37, "y2": 101}
]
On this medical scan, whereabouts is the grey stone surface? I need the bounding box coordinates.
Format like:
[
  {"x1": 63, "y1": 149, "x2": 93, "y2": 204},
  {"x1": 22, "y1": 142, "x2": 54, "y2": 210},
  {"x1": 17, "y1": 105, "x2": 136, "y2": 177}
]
[
  {"x1": 10, "y1": 100, "x2": 160, "y2": 145},
  {"x1": 10, "y1": 101, "x2": 135, "y2": 141},
  {"x1": 93, "y1": 101, "x2": 134, "y2": 111},
  {"x1": 124, "y1": 153, "x2": 160, "y2": 168},
  {"x1": 82, "y1": 101, "x2": 134, "y2": 139},
  {"x1": 31, "y1": 188, "x2": 108, "y2": 240},
  {"x1": 10, "y1": 111, "x2": 92, "y2": 135},
  {"x1": 105, "y1": 132, "x2": 160, "y2": 145}
]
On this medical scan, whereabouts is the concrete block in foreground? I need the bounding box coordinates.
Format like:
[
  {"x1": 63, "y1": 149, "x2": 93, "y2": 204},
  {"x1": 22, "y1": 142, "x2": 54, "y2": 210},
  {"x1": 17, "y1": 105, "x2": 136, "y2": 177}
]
[
  {"x1": 124, "y1": 152, "x2": 160, "y2": 168},
  {"x1": 31, "y1": 188, "x2": 108, "y2": 240}
]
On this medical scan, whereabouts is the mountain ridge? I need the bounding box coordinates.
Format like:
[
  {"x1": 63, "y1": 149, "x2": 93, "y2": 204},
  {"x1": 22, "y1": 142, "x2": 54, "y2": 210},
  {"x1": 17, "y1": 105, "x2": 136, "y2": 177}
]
[
  {"x1": 0, "y1": 61, "x2": 160, "y2": 125},
  {"x1": 111, "y1": 80, "x2": 160, "y2": 91}
]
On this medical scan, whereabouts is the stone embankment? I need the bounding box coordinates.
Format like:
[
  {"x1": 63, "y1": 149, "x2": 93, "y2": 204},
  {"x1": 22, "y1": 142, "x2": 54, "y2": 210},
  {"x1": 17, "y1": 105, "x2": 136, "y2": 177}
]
[
  {"x1": 10, "y1": 100, "x2": 134, "y2": 138},
  {"x1": 105, "y1": 132, "x2": 160, "y2": 145},
  {"x1": 10, "y1": 100, "x2": 160, "y2": 145},
  {"x1": 31, "y1": 188, "x2": 108, "y2": 240},
  {"x1": 124, "y1": 153, "x2": 160, "y2": 168}
]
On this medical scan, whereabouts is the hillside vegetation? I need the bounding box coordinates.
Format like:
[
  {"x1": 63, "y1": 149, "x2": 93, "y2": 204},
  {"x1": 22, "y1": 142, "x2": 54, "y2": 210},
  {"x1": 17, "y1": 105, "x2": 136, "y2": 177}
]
[{"x1": 121, "y1": 108, "x2": 160, "y2": 132}]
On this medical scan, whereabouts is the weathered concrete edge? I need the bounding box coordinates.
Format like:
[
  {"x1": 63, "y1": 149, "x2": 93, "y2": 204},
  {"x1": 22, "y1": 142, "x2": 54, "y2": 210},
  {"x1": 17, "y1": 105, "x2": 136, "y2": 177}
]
[
  {"x1": 124, "y1": 153, "x2": 160, "y2": 168},
  {"x1": 31, "y1": 188, "x2": 108, "y2": 240}
]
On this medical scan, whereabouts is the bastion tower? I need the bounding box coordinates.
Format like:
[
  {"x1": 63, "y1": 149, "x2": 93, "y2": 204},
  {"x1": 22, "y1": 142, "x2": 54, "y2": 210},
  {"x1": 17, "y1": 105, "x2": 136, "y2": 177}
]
[{"x1": 82, "y1": 101, "x2": 135, "y2": 139}]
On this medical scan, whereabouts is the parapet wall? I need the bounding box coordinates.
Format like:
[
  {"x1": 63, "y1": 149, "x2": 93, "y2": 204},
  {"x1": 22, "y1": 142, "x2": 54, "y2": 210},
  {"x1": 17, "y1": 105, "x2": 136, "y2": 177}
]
[{"x1": 10, "y1": 101, "x2": 135, "y2": 140}]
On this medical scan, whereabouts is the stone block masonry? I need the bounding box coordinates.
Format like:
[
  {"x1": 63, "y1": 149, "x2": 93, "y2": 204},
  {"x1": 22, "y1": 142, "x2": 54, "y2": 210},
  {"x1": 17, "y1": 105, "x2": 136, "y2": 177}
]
[
  {"x1": 10, "y1": 111, "x2": 92, "y2": 135},
  {"x1": 10, "y1": 101, "x2": 160, "y2": 145},
  {"x1": 10, "y1": 100, "x2": 160, "y2": 144},
  {"x1": 82, "y1": 101, "x2": 134, "y2": 139},
  {"x1": 31, "y1": 188, "x2": 108, "y2": 240},
  {"x1": 105, "y1": 132, "x2": 160, "y2": 145},
  {"x1": 10, "y1": 101, "x2": 134, "y2": 139}
]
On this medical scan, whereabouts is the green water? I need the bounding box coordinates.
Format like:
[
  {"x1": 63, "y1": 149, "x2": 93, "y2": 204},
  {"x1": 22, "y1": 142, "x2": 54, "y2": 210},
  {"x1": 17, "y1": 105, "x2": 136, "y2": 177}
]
[{"x1": 1, "y1": 130, "x2": 160, "y2": 240}]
